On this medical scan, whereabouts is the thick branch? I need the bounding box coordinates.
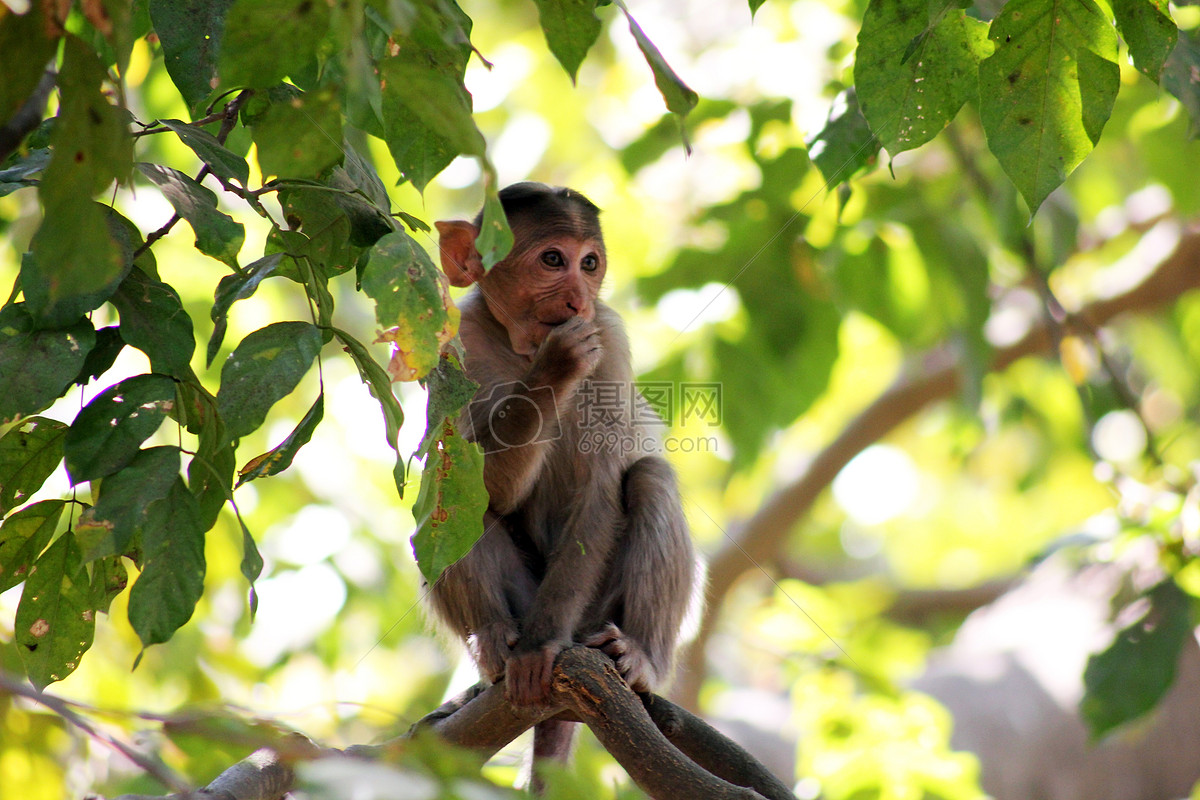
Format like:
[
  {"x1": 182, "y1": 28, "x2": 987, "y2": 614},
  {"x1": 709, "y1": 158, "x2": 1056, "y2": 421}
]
[
  {"x1": 678, "y1": 223, "x2": 1200, "y2": 708},
  {"x1": 104, "y1": 648, "x2": 790, "y2": 800}
]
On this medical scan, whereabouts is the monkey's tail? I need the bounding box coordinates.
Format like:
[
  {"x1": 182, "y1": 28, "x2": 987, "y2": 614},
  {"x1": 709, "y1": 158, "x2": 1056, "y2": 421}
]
[{"x1": 530, "y1": 718, "x2": 577, "y2": 793}]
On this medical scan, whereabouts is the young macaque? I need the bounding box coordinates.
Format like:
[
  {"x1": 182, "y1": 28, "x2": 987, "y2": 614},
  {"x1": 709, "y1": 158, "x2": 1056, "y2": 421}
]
[{"x1": 430, "y1": 182, "x2": 695, "y2": 764}]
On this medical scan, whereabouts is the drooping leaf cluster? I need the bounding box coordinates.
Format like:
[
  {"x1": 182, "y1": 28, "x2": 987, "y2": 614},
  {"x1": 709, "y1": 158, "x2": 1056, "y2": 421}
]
[{"x1": 0, "y1": 0, "x2": 693, "y2": 689}]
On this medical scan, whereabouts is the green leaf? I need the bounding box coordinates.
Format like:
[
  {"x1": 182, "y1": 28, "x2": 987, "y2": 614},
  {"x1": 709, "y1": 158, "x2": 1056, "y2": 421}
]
[
  {"x1": 110, "y1": 268, "x2": 197, "y2": 378},
  {"x1": 978, "y1": 0, "x2": 1120, "y2": 214},
  {"x1": 182, "y1": 382, "x2": 235, "y2": 530},
  {"x1": 476, "y1": 182, "x2": 514, "y2": 272},
  {"x1": 0, "y1": 417, "x2": 68, "y2": 516},
  {"x1": 63, "y1": 374, "x2": 177, "y2": 484},
  {"x1": 136, "y1": 163, "x2": 245, "y2": 268},
  {"x1": 235, "y1": 393, "x2": 323, "y2": 485},
  {"x1": 0, "y1": 305, "x2": 97, "y2": 423},
  {"x1": 159, "y1": 118, "x2": 250, "y2": 186},
  {"x1": 360, "y1": 231, "x2": 460, "y2": 382},
  {"x1": 128, "y1": 478, "x2": 206, "y2": 647},
  {"x1": 533, "y1": 0, "x2": 602, "y2": 83},
  {"x1": 208, "y1": 253, "x2": 283, "y2": 367},
  {"x1": 75, "y1": 446, "x2": 180, "y2": 562},
  {"x1": 14, "y1": 532, "x2": 95, "y2": 689},
  {"x1": 89, "y1": 554, "x2": 129, "y2": 614},
  {"x1": 216, "y1": 321, "x2": 323, "y2": 443},
  {"x1": 322, "y1": 145, "x2": 396, "y2": 246},
  {"x1": 25, "y1": 37, "x2": 132, "y2": 327},
  {"x1": 1113, "y1": 0, "x2": 1176, "y2": 82},
  {"x1": 1162, "y1": 30, "x2": 1200, "y2": 138},
  {"x1": 73, "y1": 326, "x2": 126, "y2": 388},
  {"x1": 420, "y1": 350, "x2": 478, "y2": 456},
  {"x1": 807, "y1": 88, "x2": 881, "y2": 187},
  {"x1": 410, "y1": 419, "x2": 487, "y2": 584},
  {"x1": 855, "y1": 0, "x2": 991, "y2": 156},
  {"x1": 149, "y1": 0, "x2": 236, "y2": 110},
  {"x1": 0, "y1": 149, "x2": 51, "y2": 198},
  {"x1": 252, "y1": 85, "x2": 345, "y2": 179},
  {"x1": 277, "y1": 186, "x2": 364, "y2": 275},
  {"x1": 333, "y1": 327, "x2": 406, "y2": 497},
  {"x1": 379, "y1": 96, "x2": 457, "y2": 192},
  {"x1": 618, "y1": 3, "x2": 698, "y2": 121},
  {"x1": 0, "y1": 4, "x2": 60, "y2": 126},
  {"x1": 378, "y1": 55, "x2": 486, "y2": 163},
  {"x1": 0, "y1": 500, "x2": 66, "y2": 593},
  {"x1": 219, "y1": 0, "x2": 331, "y2": 89},
  {"x1": 1082, "y1": 580, "x2": 1194, "y2": 739}
]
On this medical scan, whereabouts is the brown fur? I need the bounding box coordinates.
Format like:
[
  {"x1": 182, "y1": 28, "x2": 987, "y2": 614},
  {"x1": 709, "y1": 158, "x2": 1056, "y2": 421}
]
[{"x1": 429, "y1": 183, "x2": 695, "y2": 778}]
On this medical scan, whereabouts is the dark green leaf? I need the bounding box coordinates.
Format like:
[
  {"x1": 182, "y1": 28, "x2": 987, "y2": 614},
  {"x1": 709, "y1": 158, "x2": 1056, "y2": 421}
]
[
  {"x1": 0, "y1": 500, "x2": 65, "y2": 593},
  {"x1": 979, "y1": 0, "x2": 1120, "y2": 214},
  {"x1": 0, "y1": 5, "x2": 59, "y2": 126},
  {"x1": 75, "y1": 446, "x2": 180, "y2": 562},
  {"x1": 1082, "y1": 580, "x2": 1194, "y2": 739},
  {"x1": 361, "y1": 231, "x2": 459, "y2": 382},
  {"x1": 235, "y1": 393, "x2": 323, "y2": 485},
  {"x1": 110, "y1": 268, "x2": 197, "y2": 378},
  {"x1": 252, "y1": 85, "x2": 344, "y2": 179},
  {"x1": 14, "y1": 532, "x2": 95, "y2": 689},
  {"x1": 807, "y1": 88, "x2": 881, "y2": 187},
  {"x1": 1163, "y1": 30, "x2": 1200, "y2": 138},
  {"x1": 159, "y1": 118, "x2": 251, "y2": 186},
  {"x1": 410, "y1": 419, "x2": 487, "y2": 583},
  {"x1": 149, "y1": 0, "x2": 235, "y2": 110},
  {"x1": 333, "y1": 327, "x2": 405, "y2": 497},
  {"x1": 219, "y1": 0, "x2": 330, "y2": 89},
  {"x1": 64, "y1": 374, "x2": 177, "y2": 484},
  {"x1": 1113, "y1": 0, "x2": 1176, "y2": 82},
  {"x1": 216, "y1": 321, "x2": 323, "y2": 443},
  {"x1": 73, "y1": 326, "x2": 125, "y2": 387},
  {"x1": 208, "y1": 254, "x2": 283, "y2": 366},
  {"x1": 239, "y1": 514, "x2": 262, "y2": 618},
  {"x1": 533, "y1": 0, "x2": 602, "y2": 83},
  {"x1": 184, "y1": 382, "x2": 235, "y2": 530},
  {"x1": 0, "y1": 306, "x2": 97, "y2": 423},
  {"x1": 322, "y1": 145, "x2": 396, "y2": 246},
  {"x1": 0, "y1": 149, "x2": 51, "y2": 197},
  {"x1": 420, "y1": 350, "x2": 478, "y2": 456},
  {"x1": 378, "y1": 55, "x2": 486, "y2": 163},
  {"x1": 855, "y1": 0, "x2": 991, "y2": 156},
  {"x1": 379, "y1": 97, "x2": 457, "y2": 192},
  {"x1": 0, "y1": 417, "x2": 68, "y2": 516},
  {"x1": 277, "y1": 187, "x2": 363, "y2": 276},
  {"x1": 136, "y1": 163, "x2": 245, "y2": 268},
  {"x1": 619, "y1": 4, "x2": 698, "y2": 121},
  {"x1": 128, "y1": 479, "x2": 206, "y2": 647}
]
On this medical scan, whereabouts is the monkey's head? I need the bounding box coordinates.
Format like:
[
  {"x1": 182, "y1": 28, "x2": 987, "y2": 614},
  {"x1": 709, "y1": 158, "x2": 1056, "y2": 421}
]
[{"x1": 436, "y1": 182, "x2": 607, "y2": 356}]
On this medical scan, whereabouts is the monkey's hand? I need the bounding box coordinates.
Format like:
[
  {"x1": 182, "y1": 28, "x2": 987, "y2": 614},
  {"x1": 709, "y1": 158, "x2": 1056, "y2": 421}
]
[
  {"x1": 527, "y1": 317, "x2": 603, "y2": 395},
  {"x1": 505, "y1": 640, "x2": 567, "y2": 706},
  {"x1": 470, "y1": 622, "x2": 519, "y2": 685},
  {"x1": 585, "y1": 623, "x2": 658, "y2": 694}
]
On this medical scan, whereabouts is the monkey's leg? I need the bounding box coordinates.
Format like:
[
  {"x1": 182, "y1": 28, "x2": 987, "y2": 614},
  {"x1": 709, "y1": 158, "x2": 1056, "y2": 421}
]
[
  {"x1": 529, "y1": 717, "x2": 579, "y2": 794},
  {"x1": 427, "y1": 512, "x2": 538, "y2": 683},
  {"x1": 585, "y1": 456, "x2": 695, "y2": 691}
]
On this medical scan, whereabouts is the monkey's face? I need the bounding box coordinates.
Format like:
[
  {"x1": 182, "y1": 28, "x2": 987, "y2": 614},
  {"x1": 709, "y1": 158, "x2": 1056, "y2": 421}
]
[{"x1": 482, "y1": 234, "x2": 606, "y2": 355}]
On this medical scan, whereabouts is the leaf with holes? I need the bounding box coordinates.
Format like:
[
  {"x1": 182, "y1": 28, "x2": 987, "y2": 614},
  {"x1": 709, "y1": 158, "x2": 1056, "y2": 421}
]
[
  {"x1": 0, "y1": 500, "x2": 66, "y2": 593},
  {"x1": 0, "y1": 417, "x2": 67, "y2": 516},
  {"x1": 410, "y1": 420, "x2": 487, "y2": 584},
  {"x1": 979, "y1": 0, "x2": 1119, "y2": 214},
  {"x1": 14, "y1": 532, "x2": 95, "y2": 689},
  {"x1": 855, "y1": 0, "x2": 991, "y2": 156},
  {"x1": 64, "y1": 374, "x2": 177, "y2": 484}
]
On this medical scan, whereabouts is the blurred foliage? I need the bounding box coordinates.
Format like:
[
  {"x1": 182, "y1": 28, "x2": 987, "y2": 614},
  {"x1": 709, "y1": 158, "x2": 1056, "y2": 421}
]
[{"x1": 1, "y1": 0, "x2": 1200, "y2": 798}]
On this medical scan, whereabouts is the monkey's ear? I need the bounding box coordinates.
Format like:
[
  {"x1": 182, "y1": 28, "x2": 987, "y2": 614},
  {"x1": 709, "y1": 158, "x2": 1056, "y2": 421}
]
[{"x1": 435, "y1": 220, "x2": 486, "y2": 287}]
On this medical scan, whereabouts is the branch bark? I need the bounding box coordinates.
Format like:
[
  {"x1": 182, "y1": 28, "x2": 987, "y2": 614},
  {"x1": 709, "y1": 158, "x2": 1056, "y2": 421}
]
[
  {"x1": 101, "y1": 647, "x2": 791, "y2": 800},
  {"x1": 676, "y1": 222, "x2": 1200, "y2": 708}
]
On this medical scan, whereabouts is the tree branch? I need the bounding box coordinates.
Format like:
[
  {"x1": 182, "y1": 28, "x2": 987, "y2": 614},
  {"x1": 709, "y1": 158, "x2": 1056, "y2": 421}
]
[{"x1": 676, "y1": 222, "x2": 1200, "y2": 708}]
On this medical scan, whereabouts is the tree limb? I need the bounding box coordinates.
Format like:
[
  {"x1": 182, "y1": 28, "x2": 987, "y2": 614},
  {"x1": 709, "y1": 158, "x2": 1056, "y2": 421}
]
[{"x1": 676, "y1": 222, "x2": 1200, "y2": 708}]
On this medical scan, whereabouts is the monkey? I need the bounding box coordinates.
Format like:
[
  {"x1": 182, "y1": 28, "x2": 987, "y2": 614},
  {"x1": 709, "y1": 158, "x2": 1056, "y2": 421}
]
[{"x1": 429, "y1": 182, "x2": 696, "y2": 768}]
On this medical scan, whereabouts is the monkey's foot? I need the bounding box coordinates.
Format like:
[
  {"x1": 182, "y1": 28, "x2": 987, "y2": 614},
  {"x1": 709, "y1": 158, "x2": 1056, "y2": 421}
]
[
  {"x1": 584, "y1": 623, "x2": 657, "y2": 693},
  {"x1": 469, "y1": 622, "x2": 518, "y2": 684}
]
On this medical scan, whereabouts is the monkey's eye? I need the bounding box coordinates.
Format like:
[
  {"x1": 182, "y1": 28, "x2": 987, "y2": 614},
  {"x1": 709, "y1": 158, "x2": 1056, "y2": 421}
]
[
  {"x1": 541, "y1": 250, "x2": 565, "y2": 267},
  {"x1": 581, "y1": 254, "x2": 600, "y2": 272}
]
